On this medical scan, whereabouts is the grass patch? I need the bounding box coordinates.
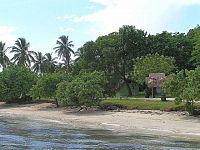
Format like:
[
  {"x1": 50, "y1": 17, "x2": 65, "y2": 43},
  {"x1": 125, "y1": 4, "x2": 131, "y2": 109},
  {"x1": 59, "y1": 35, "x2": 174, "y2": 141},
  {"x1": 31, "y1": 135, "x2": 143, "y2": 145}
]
[
  {"x1": 100, "y1": 99, "x2": 185, "y2": 111},
  {"x1": 134, "y1": 92, "x2": 172, "y2": 99},
  {"x1": 133, "y1": 92, "x2": 164, "y2": 98},
  {"x1": 133, "y1": 92, "x2": 145, "y2": 98}
]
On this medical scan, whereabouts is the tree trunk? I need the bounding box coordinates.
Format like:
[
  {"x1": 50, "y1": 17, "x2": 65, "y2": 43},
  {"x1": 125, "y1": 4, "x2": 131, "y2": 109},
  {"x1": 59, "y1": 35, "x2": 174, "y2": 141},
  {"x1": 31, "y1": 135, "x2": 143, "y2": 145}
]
[
  {"x1": 191, "y1": 100, "x2": 194, "y2": 115},
  {"x1": 124, "y1": 79, "x2": 132, "y2": 97},
  {"x1": 55, "y1": 98, "x2": 59, "y2": 107},
  {"x1": 67, "y1": 53, "x2": 70, "y2": 70}
]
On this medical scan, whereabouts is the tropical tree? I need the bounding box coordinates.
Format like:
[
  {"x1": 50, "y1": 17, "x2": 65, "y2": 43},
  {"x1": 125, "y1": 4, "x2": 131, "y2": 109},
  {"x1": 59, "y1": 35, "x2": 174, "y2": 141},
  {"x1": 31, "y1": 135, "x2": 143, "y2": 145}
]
[
  {"x1": 10, "y1": 38, "x2": 36, "y2": 67},
  {"x1": 187, "y1": 25, "x2": 200, "y2": 66},
  {"x1": 0, "y1": 41, "x2": 10, "y2": 70},
  {"x1": 55, "y1": 60, "x2": 71, "y2": 72},
  {"x1": 56, "y1": 71, "x2": 107, "y2": 107},
  {"x1": 162, "y1": 70, "x2": 186, "y2": 100},
  {"x1": 0, "y1": 65, "x2": 37, "y2": 103},
  {"x1": 148, "y1": 32, "x2": 194, "y2": 70},
  {"x1": 133, "y1": 53, "x2": 175, "y2": 84},
  {"x1": 113, "y1": 26, "x2": 148, "y2": 96},
  {"x1": 44, "y1": 53, "x2": 57, "y2": 73},
  {"x1": 53, "y1": 35, "x2": 74, "y2": 69},
  {"x1": 162, "y1": 68, "x2": 200, "y2": 115},
  {"x1": 30, "y1": 72, "x2": 71, "y2": 107},
  {"x1": 76, "y1": 26, "x2": 148, "y2": 97},
  {"x1": 32, "y1": 52, "x2": 46, "y2": 74}
]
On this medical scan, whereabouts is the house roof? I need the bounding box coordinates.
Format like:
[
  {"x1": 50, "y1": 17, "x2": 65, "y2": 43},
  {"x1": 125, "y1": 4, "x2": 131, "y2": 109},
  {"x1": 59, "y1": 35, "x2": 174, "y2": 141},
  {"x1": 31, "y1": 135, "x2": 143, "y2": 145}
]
[{"x1": 146, "y1": 73, "x2": 166, "y2": 88}]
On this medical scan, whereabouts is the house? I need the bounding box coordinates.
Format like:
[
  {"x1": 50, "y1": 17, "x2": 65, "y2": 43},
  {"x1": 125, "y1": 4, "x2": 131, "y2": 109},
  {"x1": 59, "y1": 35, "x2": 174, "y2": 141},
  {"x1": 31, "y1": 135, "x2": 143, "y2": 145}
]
[
  {"x1": 116, "y1": 82, "x2": 139, "y2": 98},
  {"x1": 146, "y1": 73, "x2": 166, "y2": 97},
  {"x1": 147, "y1": 73, "x2": 166, "y2": 88}
]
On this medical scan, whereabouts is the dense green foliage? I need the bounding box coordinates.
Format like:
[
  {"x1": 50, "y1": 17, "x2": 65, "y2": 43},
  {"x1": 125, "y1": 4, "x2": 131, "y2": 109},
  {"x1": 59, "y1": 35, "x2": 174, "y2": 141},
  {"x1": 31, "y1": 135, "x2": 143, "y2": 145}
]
[
  {"x1": 0, "y1": 25, "x2": 200, "y2": 114},
  {"x1": 76, "y1": 26, "x2": 195, "y2": 97},
  {"x1": 133, "y1": 54, "x2": 175, "y2": 84},
  {"x1": 162, "y1": 70, "x2": 186, "y2": 99},
  {"x1": 0, "y1": 66, "x2": 37, "y2": 103},
  {"x1": 76, "y1": 26, "x2": 149, "y2": 96},
  {"x1": 148, "y1": 32, "x2": 194, "y2": 70},
  {"x1": 162, "y1": 67, "x2": 200, "y2": 115},
  {"x1": 56, "y1": 71, "x2": 107, "y2": 107},
  {"x1": 30, "y1": 72, "x2": 71, "y2": 106},
  {"x1": 188, "y1": 26, "x2": 200, "y2": 66}
]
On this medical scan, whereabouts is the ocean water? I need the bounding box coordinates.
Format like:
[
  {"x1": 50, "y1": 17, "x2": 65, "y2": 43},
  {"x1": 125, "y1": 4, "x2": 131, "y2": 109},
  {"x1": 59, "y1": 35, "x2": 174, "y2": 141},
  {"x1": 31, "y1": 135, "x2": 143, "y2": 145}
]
[{"x1": 0, "y1": 116, "x2": 200, "y2": 150}]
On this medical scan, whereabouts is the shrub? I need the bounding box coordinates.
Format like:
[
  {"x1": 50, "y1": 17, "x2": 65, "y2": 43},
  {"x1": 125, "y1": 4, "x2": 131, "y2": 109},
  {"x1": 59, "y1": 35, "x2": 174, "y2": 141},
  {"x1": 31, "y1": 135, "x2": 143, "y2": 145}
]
[
  {"x1": 30, "y1": 72, "x2": 71, "y2": 106},
  {"x1": 0, "y1": 65, "x2": 37, "y2": 103},
  {"x1": 162, "y1": 67, "x2": 200, "y2": 115},
  {"x1": 56, "y1": 71, "x2": 107, "y2": 107}
]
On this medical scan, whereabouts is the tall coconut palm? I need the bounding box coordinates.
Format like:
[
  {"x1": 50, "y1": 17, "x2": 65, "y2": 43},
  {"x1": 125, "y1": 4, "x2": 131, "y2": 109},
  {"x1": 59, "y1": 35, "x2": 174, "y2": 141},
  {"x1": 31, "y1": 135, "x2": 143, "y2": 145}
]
[
  {"x1": 32, "y1": 52, "x2": 46, "y2": 74},
  {"x1": 53, "y1": 35, "x2": 74, "y2": 69},
  {"x1": 44, "y1": 53, "x2": 57, "y2": 73},
  {"x1": 0, "y1": 41, "x2": 10, "y2": 70},
  {"x1": 56, "y1": 60, "x2": 70, "y2": 72},
  {"x1": 10, "y1": 38, "x2": 36, "y2": 67}
]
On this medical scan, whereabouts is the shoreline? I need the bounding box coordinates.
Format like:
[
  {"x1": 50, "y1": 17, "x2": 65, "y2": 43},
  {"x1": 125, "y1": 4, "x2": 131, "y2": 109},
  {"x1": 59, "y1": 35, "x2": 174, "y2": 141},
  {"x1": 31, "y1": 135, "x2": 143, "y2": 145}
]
[{"x1": 0, "y1": 102, "x2": 200, "y2": 140}]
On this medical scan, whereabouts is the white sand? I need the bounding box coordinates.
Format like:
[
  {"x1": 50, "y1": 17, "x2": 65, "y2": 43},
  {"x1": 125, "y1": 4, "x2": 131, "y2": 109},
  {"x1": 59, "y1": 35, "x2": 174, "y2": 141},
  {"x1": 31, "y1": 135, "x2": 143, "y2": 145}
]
[{"x1": 0, "y1": 102, "x2": 200, "y2": 140}]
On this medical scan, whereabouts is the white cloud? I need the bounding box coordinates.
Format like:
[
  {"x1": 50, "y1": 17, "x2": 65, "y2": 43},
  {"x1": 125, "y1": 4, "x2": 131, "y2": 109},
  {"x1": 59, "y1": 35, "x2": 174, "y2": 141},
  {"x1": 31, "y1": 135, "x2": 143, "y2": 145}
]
[
  {"x1": 87, "y1": 5, "x2": 96, "y2": 10},
  {"x1": 182, "y1": 0, "x2": 200, "y2": 5},
  {"x1": 0, "y1": 26, "x2": 17, "y2": 47},
  {"x1": 89, "y1": 0, "x2": 118, "y2": 6},
  {"x1": 59, "y1": 27, "x2": 75, "y2": 33},
  {"x1": 71, "y1": 0, "x2": 200, "y2": 37},
  {"x1": 89, "y1": 0, "x2": 200, "y2": 7},
  {"x1": 0, "y1": 26, "x2": 16, "y2": 34},
  {"x1": 74, "y1": 0, "x2": 177, "y2": 34},
  {"x1": 56, "y1": 15, "x2": 76, "y2": 20}
]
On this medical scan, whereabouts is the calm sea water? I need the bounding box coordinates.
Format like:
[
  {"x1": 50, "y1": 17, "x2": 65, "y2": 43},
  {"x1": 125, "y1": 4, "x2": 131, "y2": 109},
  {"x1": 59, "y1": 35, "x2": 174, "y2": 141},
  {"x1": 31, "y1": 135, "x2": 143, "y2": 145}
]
[{"x1": 0, "y1": 116, "x2": 200, "y2": 150}]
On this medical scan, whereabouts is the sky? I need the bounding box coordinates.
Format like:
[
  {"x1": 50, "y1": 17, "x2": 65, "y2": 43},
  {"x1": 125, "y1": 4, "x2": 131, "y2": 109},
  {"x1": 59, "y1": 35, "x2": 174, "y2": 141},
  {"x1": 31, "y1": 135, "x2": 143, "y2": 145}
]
[{"x1": 1, "y1": 0, "x2": 200, "y2": 55}]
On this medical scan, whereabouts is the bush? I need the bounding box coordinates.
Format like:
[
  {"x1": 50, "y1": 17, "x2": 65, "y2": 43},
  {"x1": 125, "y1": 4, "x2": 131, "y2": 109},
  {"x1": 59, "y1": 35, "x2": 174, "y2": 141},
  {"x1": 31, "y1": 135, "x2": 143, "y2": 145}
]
[
  {"x1": 56, "y1": 81, "x2": 79, "y2": 106},
  {"x1": 56, "y1": 71, "x2": 107, "y2": 107},
  {"x1": 30, "y1": 72, "x2": 71, "y2": 106},
  {"x1": 0, "y1": 65, "x2": 37, "y2": 103},
  {"x1": 162, "y1": 67, "x2": 200, "y2": 115}
]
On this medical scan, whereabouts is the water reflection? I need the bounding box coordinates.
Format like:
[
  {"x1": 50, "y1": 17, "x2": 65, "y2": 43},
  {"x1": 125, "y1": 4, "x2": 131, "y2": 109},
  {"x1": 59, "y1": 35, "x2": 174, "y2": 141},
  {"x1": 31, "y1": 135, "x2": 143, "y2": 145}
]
[{"x1": 0, "y1": 116, "x2": 200, "y2": 149}]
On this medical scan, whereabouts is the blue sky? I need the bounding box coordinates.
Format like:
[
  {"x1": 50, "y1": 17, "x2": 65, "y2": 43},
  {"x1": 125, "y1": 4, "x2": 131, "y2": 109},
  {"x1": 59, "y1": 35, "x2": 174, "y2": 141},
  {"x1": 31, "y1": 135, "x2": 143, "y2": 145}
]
[{"x1": 0, "y1": 0, "x2": 200, "y2": 55}]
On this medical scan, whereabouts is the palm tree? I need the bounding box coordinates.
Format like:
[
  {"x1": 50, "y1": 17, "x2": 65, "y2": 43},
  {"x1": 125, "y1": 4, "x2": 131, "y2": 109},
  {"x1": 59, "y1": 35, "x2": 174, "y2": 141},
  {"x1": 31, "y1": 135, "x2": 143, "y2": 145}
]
[
  {"x1": 32, "y1": 52, "x2": 46, "y2": 74},
  {"x1": 10, "y1": 38, "x2": 36, "y2": 67},
  {"x1": 0, "y1": 41, "x2": 10, "y2": 70},
  {"x1": 56, "y1": 60, "x2": 70, "y2": 72},
  {"x1": 44, "y1": 53, "x2": 57, "y2": 73},
  {"x1": 53, "y1": 35, "x2": 74, "y2": 69}
]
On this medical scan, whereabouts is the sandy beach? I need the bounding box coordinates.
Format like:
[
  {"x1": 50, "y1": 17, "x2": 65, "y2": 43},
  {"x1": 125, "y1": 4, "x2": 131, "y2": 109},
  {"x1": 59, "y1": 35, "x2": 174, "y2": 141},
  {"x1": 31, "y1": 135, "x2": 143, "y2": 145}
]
[{"x1": 0, "y1": 102, "x2": 200, "y2": 140}]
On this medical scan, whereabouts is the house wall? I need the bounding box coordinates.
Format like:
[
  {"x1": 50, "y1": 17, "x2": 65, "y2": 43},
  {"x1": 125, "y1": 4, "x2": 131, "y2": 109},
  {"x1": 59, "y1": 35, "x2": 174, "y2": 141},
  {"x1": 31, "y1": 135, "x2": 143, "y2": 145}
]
[
  {"x1": 156, "y1": 87, "x2": 162, "y2": 94},
  {"x1": 116, "y1": 83, "x2": 139, "y2": 97}
]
